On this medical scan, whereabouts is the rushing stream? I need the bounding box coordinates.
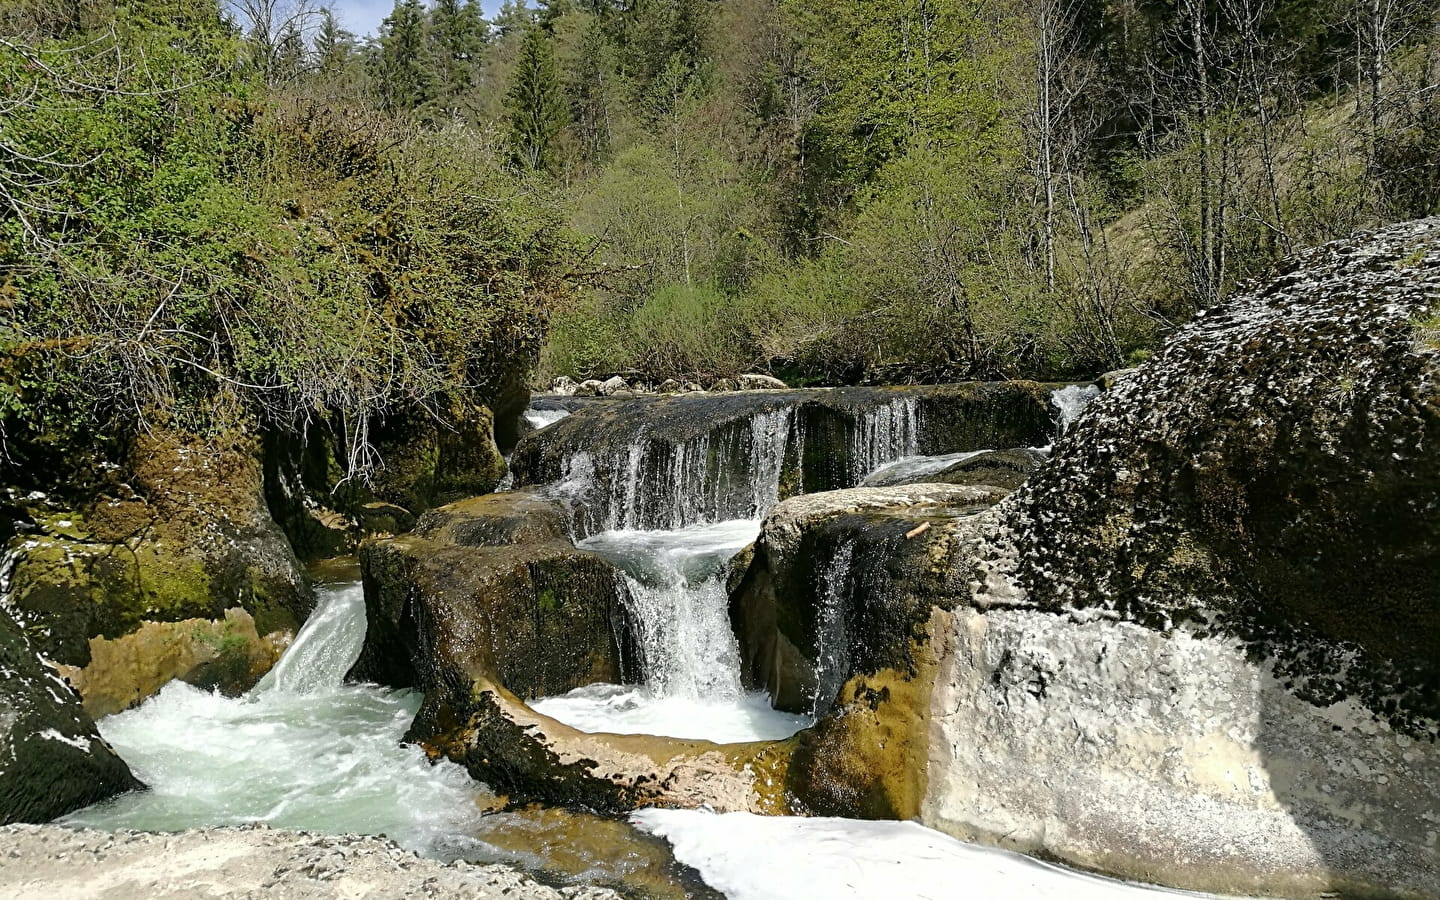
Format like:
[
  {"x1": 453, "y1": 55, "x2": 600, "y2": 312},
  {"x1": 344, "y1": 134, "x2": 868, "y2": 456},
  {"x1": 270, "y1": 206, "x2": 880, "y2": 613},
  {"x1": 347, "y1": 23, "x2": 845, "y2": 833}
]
[
  {"x1": 63, "y1": 578, "x2": 492, "y2": 859},
  {"x1": 53, "y1": 385, "x2": 1207, "y2": 900}
]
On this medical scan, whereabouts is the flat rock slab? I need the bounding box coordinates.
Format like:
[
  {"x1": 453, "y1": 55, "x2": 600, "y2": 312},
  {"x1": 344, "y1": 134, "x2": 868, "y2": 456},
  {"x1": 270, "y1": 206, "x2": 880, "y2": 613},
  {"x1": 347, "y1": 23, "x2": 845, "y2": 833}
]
[{"x1": 0, "y1": 824, "x2": 620, "y2": 899}]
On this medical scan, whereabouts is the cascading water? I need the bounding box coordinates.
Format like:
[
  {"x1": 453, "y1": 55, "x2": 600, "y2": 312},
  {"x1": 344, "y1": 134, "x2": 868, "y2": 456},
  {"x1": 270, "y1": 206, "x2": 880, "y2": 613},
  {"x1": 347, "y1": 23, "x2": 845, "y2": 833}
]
[
  {"x1": 810, "y1": 539, "x2": 856, "y2": 717},
  {"x1": 553, "y1": 409, "x2": 799, "y2": 538},
  {"x1": 1051, "y1": 384, "x2": 1102, "y2": 436},
  {"x1": 848, "y1": 396, "x2": 921, "y2": 483},
  {"x1": 65, "y1": 579, "x2": 491, "y2": 858},
  {"x1": 532, "y1": 519, "x2": 811, "y2": 743},
  {"x1": 534, "y1": 396, "x2": 942, "y2": 742}
]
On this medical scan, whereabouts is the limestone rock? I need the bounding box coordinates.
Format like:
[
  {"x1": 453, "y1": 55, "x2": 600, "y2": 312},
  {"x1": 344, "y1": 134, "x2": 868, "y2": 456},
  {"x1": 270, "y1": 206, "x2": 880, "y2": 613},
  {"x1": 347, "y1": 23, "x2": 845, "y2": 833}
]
[
  {"x1": 1097, "y1": 367, "x2": 1137, "y2": 390},
  {"x1": 576, "y1": 379, "x2": 604, "y2": 397},
  {"x1": 658, "y1": 379, "x2": 682, "y2": 394},
  {"x1": 55, "y1": 608, "x2": 288, "y2": 718},
  {"x1": 354, "y1": 501, "x2": 415, "y2": 536},
  {"x1": 598, "y1": 376, "x2": 629, "y2": 396},
  {"x1": 729, "y1": 484, "x2": 1007, "y2": 715},
  {"x1": 365, "y1": 395, "x2": 507, "y2": 514},
  {"x1": 0, "y1": 607, "x2": 141, "y2": 824},
  {"x1": 430, "y1": 677, "x2": 794, "y2": 816},
  {"x1": 0, "y1": 824, "x2": 624, "y2": 898},
  {"x1": 736, "y1": 374, "x2": 788, "y2": 391},
  {"x1": 549, "y1": 375, "x2": 580, "y2": 397},
  {"x1": 919, "y1": 220, "x2": 1440, "y2": 896},
  {"x1": 5, "y1": 432, "x2": 313, "y2": 670}
]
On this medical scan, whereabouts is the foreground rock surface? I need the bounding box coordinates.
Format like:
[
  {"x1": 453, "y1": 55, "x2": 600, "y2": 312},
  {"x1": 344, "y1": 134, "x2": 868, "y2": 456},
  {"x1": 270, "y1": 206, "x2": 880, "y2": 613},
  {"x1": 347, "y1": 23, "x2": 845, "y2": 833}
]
[
  {"x1": 0, "y1": 824, "x2": 620, "y2": 899},
  {"x1": 0, "y1": 608, "x2": 141, "y2": 824}
]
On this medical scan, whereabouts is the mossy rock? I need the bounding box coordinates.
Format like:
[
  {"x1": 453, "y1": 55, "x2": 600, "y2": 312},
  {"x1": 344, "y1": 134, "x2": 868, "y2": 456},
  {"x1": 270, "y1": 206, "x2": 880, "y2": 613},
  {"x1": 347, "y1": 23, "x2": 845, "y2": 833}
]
[
  {"x1": 349, "y1": 490, "x2": 636, "y2": 724},
  {"x1": 3, "y1": 430, "x2": 312, "y2": 668}
]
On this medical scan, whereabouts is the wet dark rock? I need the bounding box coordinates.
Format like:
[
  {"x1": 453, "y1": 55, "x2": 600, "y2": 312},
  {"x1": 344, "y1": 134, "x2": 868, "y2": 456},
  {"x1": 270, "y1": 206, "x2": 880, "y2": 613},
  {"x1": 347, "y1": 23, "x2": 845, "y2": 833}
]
[
  {"x1": 0, "y1": 606, "x2": 142, "y2": 824},
  {"x1": 348, "y1": 490, "x2": 636, "y2": 732},
  {"x1": 366, "y1": 395, "x2": 507, "y2": 516},
  {"x1": 262, "y1": 394, "x2": 509, "y2": 559}
]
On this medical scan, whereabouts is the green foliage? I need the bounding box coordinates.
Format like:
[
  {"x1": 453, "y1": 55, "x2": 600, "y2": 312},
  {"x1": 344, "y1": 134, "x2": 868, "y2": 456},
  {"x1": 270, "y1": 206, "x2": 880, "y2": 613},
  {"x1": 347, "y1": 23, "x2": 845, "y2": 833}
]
[{"x1": 0, "y1": 1, "x2": 575, "y2": 484}]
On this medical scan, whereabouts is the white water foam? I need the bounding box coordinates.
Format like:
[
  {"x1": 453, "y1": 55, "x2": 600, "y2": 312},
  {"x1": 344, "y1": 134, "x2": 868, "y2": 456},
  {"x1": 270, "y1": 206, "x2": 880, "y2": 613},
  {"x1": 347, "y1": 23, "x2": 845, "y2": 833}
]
[
  {"x1": 65, "y1": 580, "x2": 491, "y2": 858},
  {"x1": 1051, "y1": 384, "x2": 1101, "y2": 436},
  {"x1": 523, "y1": 408, "x2": 571, "y2": 430},
  {"x1": 860, "y1": 448, "x2": 994, "y2": 486},
  {"x1": 632, "y1": 809, "x2": 1221, "y2": 900},
  {"x1": 532, "y1": 519, "x2": 812, "y2": 744},
  {"x1": 533, "y1": 684, "x2": 810, "y2": 743}
]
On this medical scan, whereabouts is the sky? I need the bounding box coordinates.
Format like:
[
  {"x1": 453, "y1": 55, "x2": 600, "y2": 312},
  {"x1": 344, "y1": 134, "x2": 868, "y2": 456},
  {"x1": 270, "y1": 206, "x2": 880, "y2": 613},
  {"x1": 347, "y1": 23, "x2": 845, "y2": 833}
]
[{"x1": 326, "y1": 0, "x2": 504, "y2": 38}]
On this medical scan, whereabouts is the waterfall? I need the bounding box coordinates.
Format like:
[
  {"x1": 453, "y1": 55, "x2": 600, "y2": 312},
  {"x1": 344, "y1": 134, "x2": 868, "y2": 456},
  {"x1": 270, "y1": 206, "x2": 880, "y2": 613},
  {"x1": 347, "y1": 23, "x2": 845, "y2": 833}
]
[
  {"x1": 577, "y1": 520, "x2": 752, "y2": 702},
  {"x1": 523, "y1": 408, "x2": 570, "y2": 430},
  {"x1": 553, "y1": 408, "x2": 798, "y2": 537},
  {"x1": 811, "y1": 538, "x2": 856, "y2": 716},
  {"x1": 849, "y1": 396, "x2": 921, "y2": 483},
  {"x1": 253, "y1": 581, "x2": 367, "y2": 695},
  {"x1": 1050, "y1": 384, "x2": 1101, "y2": 437},
  {"x1": 616, "y1": 572, "x2": 742, "y2": 701}
]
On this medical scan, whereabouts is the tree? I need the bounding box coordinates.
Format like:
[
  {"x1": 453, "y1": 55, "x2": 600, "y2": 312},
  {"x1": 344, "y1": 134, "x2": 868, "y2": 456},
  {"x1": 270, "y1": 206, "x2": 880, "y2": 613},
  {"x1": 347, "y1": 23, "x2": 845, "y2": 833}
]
[
  {"x1": 376, "y1": 0, "x2": 435, "y2": 113},
  {"x1": 228, "y1": 0, "x2": 320, "y2": 85},
  {"x1": 506, "y1": 26, "x2": 569, "y2": 170},
  {"x1": 430, "y1": 0, "x2": 488, "y2": 115},
  {"x1": 314, "y1": 8, "x2": 358, "y2": 79}
]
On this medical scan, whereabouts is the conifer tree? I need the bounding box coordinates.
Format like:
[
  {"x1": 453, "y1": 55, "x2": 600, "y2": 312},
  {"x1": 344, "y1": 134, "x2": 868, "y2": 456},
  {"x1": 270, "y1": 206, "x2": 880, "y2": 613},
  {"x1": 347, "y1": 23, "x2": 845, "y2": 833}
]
[
  {"x1": 314, "y1": 8, "x2": 357, "y2": 79},
  {"x1": 430, "y1": 0, "x2": 488, "y2": 112},
  {"x1": 376, "y1": 0, "x2": 435, "y2": 112},
  {"x1": 506, "y1": 26, "x2": 569, "y2": 170}
]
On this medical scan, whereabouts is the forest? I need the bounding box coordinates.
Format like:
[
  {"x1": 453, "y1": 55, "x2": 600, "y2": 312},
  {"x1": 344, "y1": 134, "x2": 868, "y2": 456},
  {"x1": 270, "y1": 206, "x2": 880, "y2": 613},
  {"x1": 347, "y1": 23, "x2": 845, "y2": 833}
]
[{"x1": 2, "y1": 0, "x2": 1438, "y2": 476}]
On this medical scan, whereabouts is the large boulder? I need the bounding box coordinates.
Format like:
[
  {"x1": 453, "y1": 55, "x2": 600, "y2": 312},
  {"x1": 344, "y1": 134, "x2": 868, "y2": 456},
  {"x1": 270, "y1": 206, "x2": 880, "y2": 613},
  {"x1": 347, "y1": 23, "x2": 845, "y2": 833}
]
[
  {"x1": 348, "y1": 490, "x2": 637, "y2": 734},
  {"x1": 729, "y1": 484, "x2": 1008, "y2": 715},
  {"x1": 718, "y1": 221, "x2": 1440, "y2": 896},
  {"x1": 4, "y1": 432, "x2": 312, "y2": 679},
  {"x1": 918, "y1": 221, "x2": 1440, "y2": 896},
  {"x1": 0, "y1": 607, "x2": 141, "y2": 824},
  {"x1": 727, "y1": 484, "x2": 1008, "y2": 822}
]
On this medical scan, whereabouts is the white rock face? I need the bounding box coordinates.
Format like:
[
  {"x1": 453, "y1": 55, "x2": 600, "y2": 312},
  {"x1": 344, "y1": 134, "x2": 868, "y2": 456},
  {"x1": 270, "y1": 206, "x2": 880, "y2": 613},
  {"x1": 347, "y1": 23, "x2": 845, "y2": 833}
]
[
  {"x1": 597, "y1": 375, "x2": 629, "y2": 396},
  {"x1": 736, "y1": 373, "x2": 788, "y2": 391},
  {"x1": 923, "y1": 603, "x2": 1440, "y2": 896},
  {"x1": 548, "y1": 376, "x2": 579, "y2": 397}
]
